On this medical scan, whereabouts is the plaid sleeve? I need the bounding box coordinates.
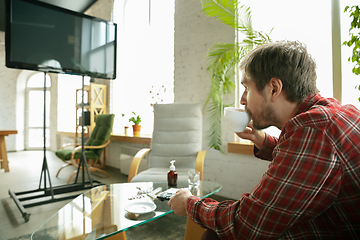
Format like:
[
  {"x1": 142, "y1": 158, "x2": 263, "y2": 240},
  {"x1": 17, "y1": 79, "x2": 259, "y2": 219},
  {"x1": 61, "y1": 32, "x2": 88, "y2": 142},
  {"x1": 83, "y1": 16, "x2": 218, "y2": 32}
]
[
  {"x1": 186, "y1": 196, "x2": 240, "y2": 232},
  {"x1": 255, "y1": 133, "x2": 278, "y2": 161},
  {"x1": 187, "y1": 127, "x2": 342, "y2": 239}
]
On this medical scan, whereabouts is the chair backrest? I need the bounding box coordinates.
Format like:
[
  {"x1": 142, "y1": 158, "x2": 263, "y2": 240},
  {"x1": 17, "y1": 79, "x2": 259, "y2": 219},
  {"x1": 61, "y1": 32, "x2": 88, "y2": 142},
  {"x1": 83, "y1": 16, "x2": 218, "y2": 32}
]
[
  {"x1": 149, "y1": 103, "x2": 202, "y2": 169},
  {"x1": 86, "y1": 113, "x2": 115, "y2": 157}
]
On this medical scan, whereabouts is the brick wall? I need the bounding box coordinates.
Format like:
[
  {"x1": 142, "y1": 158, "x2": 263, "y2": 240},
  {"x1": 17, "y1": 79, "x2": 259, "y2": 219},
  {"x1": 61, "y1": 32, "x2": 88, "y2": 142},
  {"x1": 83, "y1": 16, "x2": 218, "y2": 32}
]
[
  {"x1": 0, "y1": 31, "x2": 20, "y2": 151},
  {"x1": 174, "y1": 0, "x2": 268, "y2": 199}
]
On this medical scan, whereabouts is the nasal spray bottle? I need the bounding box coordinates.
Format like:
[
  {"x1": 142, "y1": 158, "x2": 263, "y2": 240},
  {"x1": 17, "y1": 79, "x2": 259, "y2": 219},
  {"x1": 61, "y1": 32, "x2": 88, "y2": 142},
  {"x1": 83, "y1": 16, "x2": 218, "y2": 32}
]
[{"x1": 167, "y1": 160, "x2": 178, "y2": 187}]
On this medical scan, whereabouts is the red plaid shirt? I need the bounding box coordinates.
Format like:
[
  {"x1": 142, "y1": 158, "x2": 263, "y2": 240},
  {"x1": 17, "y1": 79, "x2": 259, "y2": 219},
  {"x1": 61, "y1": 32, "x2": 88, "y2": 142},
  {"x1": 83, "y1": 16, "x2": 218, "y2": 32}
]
[{"x1": 187, "y1": 94, "x2": 360, "y2": 239}]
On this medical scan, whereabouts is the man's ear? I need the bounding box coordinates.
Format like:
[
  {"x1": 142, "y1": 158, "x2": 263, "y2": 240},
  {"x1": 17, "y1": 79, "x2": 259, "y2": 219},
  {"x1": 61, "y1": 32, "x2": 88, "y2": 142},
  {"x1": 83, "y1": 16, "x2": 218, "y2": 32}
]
[{"x1": 269, "y1": 78, "x2": 283, "y2": 101}]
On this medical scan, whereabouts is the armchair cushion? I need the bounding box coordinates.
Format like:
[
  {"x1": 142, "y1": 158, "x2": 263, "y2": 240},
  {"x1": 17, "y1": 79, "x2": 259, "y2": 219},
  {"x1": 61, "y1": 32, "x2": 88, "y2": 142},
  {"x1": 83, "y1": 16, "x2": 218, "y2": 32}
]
[
  {"x1": 55, "y1": 114, "x2": 115, "y2": 184},
  {"x1": 55, "y1": 114, "x2": 115, "y2": 161},
  {"x1": 55, "y1": 149, "x2": 100, "y2": 161},
  {"x1": 148, "y1": 103, "x2": 202, "y2": 169},
  {"x1": 86, "y1": 114, "x2": 115, "y2": 157},
  {"x1": 130, "y1": 103, "x2": 203, "y2": 183}
]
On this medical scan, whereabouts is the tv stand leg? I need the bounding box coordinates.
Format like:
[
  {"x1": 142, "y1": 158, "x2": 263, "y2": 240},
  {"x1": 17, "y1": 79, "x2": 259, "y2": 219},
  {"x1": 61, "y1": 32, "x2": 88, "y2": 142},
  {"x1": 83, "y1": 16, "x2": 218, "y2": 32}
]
[{"x1": 8, "y1": 189, "x2": 31, "y2": 222}]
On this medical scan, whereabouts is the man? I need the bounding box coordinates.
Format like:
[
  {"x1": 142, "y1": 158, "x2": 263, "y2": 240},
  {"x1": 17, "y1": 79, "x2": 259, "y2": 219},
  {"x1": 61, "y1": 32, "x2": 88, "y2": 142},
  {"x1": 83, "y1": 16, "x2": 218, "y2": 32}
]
[{"x1": 168, "y1": 40, "x2": 360, "y2": 239}]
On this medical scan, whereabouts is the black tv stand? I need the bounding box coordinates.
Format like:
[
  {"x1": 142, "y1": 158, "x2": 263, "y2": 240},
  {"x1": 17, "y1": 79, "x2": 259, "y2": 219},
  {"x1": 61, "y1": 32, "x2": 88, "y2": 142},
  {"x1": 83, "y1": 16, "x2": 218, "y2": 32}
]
[{"x1": 8, "y1": 73, "x2": 103, "y2": 222}]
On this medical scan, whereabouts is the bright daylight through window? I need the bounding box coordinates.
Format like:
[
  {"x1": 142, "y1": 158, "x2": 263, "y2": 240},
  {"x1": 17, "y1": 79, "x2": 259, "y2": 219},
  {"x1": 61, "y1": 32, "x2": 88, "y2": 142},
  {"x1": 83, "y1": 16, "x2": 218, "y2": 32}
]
[
  {"x1": 237, "y1": 0, "x2": 359, "y2": 140},
  {"x1": 27, "y1": 73, "x2": 51, "y2": 149},
  {"x1": 111, "y1": 0, "x2": 175, "y2": 136}
]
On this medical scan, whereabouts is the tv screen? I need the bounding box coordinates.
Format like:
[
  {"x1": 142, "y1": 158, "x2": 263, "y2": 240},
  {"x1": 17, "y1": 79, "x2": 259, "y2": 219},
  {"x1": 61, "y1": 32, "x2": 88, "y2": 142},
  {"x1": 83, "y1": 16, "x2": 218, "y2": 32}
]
[{"x1": 5, "y1": 0, "x2": 117, "y2": 79}]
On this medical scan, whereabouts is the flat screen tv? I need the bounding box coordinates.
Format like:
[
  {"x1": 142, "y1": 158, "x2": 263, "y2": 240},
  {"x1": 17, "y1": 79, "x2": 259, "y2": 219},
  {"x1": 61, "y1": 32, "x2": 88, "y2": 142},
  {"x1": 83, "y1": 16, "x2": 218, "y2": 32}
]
[{"x1": 5, "y1": 0, "x2": 117, "y2": 79}]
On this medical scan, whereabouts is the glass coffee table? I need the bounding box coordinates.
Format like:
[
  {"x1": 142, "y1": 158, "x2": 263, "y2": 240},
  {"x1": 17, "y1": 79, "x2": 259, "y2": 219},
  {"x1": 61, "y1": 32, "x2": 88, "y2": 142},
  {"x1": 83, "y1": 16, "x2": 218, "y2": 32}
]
[{"x1": 31, "y1": 181, "x2": 222, "y2": 240}]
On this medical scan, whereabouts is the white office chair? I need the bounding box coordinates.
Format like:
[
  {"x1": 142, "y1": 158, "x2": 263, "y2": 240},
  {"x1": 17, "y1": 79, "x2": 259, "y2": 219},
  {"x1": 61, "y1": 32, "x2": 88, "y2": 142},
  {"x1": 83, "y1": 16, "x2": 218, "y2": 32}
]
[
  {"x1": 128, "y1": 103, "x2": 205, "y2": 184},
  {"x1": 127, "y1": 103, "x2": 207, "y2": 240}
]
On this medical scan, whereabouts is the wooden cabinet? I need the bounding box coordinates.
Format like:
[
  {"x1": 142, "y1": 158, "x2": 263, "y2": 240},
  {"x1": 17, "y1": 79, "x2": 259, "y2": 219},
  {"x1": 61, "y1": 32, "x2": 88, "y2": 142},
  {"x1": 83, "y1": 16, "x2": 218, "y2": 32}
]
[{"x1": 75, "y1": 83, "x2": 107, "y2": 145}]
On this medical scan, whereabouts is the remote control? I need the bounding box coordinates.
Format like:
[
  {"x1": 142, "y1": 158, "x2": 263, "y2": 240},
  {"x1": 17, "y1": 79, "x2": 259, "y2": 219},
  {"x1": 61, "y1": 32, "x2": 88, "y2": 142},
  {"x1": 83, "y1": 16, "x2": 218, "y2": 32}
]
[{"x1": 157, "y1": 191, "x2": 173, "y2": 201}]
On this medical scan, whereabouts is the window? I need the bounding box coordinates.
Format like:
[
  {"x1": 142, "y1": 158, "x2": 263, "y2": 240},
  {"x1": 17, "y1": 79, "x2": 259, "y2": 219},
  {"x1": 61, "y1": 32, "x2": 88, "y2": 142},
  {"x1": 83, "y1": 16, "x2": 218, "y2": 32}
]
[
  {"x1": 86, "y1": 20, "x2": 116, "y2": 75},
  {"x1": 237, "y1": 0, "x2": 333, "y2": 139},
  {"x1": 57, "y1": 74, "x2": 90, "y2": 132},
  {"x1": 25, "y1": 73, "x2": 51, "y2": 149},
  {"x1": 341, "y1": 0, "x2": 360, "y2": 110},
  {"x1": 240, "y1": 0, "x2": 332, "y2": 98},
  {"x1": 112, "y1": 0, "x2": 175, "y2": 135}
]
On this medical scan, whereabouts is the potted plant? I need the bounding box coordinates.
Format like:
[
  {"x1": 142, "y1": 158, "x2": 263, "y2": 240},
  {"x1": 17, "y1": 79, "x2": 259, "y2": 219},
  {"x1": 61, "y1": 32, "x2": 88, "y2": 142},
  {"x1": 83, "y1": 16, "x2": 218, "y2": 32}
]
[
  {"x1": 129, "y1": 112, "x2": 142, "y2": 137},
  {"x1": 122, "y1": 113, "x2": 129, "y2": 136},
  {"x1": 201, "y1": 0, "x2": 272, "y2": 152},
  {"x1": 343, "y1": 5, "x2": 360, "y2": 102}
]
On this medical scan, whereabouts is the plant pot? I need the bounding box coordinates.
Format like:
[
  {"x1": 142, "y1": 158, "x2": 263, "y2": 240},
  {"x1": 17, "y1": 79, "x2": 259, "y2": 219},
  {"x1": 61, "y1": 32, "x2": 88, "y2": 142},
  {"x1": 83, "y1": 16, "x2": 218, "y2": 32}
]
[{"x1": 132, "y1": 124, "x2": 141, "y2": 137}]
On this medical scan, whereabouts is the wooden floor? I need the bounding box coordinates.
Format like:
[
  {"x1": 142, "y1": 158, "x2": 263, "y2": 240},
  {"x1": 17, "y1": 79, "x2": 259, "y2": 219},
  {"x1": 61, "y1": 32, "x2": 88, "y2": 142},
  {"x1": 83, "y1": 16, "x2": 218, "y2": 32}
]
[{"x1": 0, "y1": 150, "x2": 128, "y2": 240}]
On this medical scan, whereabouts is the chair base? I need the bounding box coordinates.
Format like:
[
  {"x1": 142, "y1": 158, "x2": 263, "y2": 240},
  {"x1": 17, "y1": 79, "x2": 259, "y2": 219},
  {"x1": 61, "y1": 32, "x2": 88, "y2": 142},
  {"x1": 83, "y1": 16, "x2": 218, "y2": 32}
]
[
  {"x1": 67, "y1": 167, "x2": 110, "y2": 184},
  {"x1": 56, "y1": 163, "x2": 72, "y2": 177},
  {"x1": 56, "y1": 162, "x2": 110, "y2": 184}
]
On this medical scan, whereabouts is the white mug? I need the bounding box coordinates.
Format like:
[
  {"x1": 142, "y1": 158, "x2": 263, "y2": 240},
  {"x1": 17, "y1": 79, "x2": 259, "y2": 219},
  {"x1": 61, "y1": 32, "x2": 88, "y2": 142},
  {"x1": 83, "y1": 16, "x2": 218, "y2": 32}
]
[{"x1": 224, "y1": 107, "x2": 250, "y2": 132}]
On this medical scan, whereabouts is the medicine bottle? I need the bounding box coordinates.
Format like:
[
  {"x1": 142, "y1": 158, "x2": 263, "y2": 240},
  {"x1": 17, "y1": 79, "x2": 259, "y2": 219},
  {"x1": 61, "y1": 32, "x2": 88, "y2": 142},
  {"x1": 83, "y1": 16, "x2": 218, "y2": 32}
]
[{"x1": 167, "y1": 160, "x2": 178, "y2": 187}]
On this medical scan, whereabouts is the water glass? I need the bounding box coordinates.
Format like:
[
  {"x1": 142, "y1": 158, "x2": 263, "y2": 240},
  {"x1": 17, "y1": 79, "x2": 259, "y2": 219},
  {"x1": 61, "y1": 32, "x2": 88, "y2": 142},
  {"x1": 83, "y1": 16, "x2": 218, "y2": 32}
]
[{"x1": 188, "y1": 170, "x2": 200, "y2": 190}]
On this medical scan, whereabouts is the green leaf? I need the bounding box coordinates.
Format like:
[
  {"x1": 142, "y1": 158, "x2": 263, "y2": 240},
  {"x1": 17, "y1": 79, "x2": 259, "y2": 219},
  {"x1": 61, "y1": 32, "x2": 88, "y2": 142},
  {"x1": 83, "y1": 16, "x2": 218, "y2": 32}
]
[
  {"x1": 344, "y1": 5, "x2": 360, "y2": 77},
  {"x1": 129, "y1": 112, "x2": 141, "y2": 124},
  {"x1": 206, "y1": 101, "x2": 224, "y2": 152},
  {"x1": 355, "y1": 67, "x2": 360, "y2": 75},
  {"x1": 201, "y1": 0, "x2": 237, "y2": 28},
  {"x1": 201, "y1": 0, "x2": 272, "y2": 152}
]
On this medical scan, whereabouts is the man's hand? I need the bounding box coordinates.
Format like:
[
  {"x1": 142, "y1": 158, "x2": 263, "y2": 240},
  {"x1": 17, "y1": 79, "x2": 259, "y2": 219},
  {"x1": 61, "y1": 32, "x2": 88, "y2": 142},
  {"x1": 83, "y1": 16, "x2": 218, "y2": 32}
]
[
  {"x1": 236, "y1": 121, "x2": 266, "y2": 150},
  {"x1": 168, "y1": 188, "x2": 193, "y2": 216}
]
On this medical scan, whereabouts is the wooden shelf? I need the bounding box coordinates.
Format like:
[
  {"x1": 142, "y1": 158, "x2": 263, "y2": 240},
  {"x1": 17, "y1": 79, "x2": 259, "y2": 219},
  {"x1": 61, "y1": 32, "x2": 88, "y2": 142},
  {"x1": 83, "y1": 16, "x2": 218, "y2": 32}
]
[
  {"x1": 110, "y1": 134, "x2": 151, "y2": 145},
  {"x1": 58, "y1": 132, "x2": 151, "y2": 145},
  {"x1": 75, "y1": 83, "x2": 107, "y2": 145},
  {"x1": 228, "y1": 142, "x2": 254, "y2": 155}
]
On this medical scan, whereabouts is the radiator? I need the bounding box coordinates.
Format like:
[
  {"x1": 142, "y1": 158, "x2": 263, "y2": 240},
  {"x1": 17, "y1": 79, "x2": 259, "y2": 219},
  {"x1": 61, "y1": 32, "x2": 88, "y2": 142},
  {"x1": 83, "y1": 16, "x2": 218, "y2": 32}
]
[{"x1": 119, "y1": 146, "x2": 148, "y2": 175}]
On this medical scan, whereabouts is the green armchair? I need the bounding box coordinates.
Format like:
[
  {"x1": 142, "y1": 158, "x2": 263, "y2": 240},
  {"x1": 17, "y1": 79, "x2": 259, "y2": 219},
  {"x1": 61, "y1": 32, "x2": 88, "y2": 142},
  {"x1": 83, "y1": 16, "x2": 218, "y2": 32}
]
[{"x1": 56, "y1": 114, "x2": 115, "y2": 183}]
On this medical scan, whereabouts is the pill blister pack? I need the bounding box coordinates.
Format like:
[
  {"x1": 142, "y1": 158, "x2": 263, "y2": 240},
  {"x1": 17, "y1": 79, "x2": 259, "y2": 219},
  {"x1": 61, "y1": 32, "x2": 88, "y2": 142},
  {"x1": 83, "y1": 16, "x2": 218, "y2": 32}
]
[{"x1": 128, "y1": 187, "x2": 162, "y2": 200}]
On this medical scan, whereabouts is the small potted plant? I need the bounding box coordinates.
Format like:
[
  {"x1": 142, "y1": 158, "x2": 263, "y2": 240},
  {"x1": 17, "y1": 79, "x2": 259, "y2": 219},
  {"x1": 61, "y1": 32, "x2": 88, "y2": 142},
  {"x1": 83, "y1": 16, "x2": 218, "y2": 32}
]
[
  {"x1": 129, "y1": 112, "x2": 141, "y2": 137},
  {"x1": 122, "y1": 113, "x2": 129, "y2": 136}
]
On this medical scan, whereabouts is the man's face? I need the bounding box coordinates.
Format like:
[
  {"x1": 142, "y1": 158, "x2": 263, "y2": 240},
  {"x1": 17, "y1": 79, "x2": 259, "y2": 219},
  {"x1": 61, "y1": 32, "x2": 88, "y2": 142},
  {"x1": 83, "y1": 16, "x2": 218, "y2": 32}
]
[{"x1": 240, "y1": 74, "x2": 279, "y2": 130}]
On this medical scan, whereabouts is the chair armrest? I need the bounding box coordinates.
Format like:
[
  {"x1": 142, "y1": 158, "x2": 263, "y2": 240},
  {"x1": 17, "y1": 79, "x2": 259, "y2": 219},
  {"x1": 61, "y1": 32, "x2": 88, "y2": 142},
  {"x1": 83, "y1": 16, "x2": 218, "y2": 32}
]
[
  {"x1": 69, "y1": 140, "x2": 111, "y2": 166},
  {"x1": 82, "y1": 140, "x2": 111, "y2": 149},
  {"x1": 195, "y1": 150, "x2": 206, "y2": 181},
  {"x1": 127, "y1": 148, "x2": 151, "y2": 182},
  {"x1": 61, "y1": 143, "x2": 78, "y2": 149}
]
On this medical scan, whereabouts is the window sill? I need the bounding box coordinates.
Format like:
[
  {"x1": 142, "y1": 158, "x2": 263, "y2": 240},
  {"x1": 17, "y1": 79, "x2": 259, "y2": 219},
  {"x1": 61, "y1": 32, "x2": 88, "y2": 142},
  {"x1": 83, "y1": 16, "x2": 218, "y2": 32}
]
[
  {"x1": 58, "y1": 132, "x2": 253, "y2": 154},
  {"x1": 228, "y1": 142, "x2": 254, "y2": 155},
  {"x1": 110, "y1": 134, "x2": 151, "y2": 145},
  {"x1": 57, "y1": 131, "x2": 151, "y2": 145}
]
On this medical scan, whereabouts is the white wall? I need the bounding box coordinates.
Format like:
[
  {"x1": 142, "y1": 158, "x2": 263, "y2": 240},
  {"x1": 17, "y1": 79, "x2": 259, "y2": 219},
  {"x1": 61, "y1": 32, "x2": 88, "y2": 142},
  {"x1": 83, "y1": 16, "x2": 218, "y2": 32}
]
[
  {"x1": 0, "y1": 31, "x2": 20, "y2": 151},
  {"x1": 173, "y1": 0, "x2": 269, "y2": 199}
]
